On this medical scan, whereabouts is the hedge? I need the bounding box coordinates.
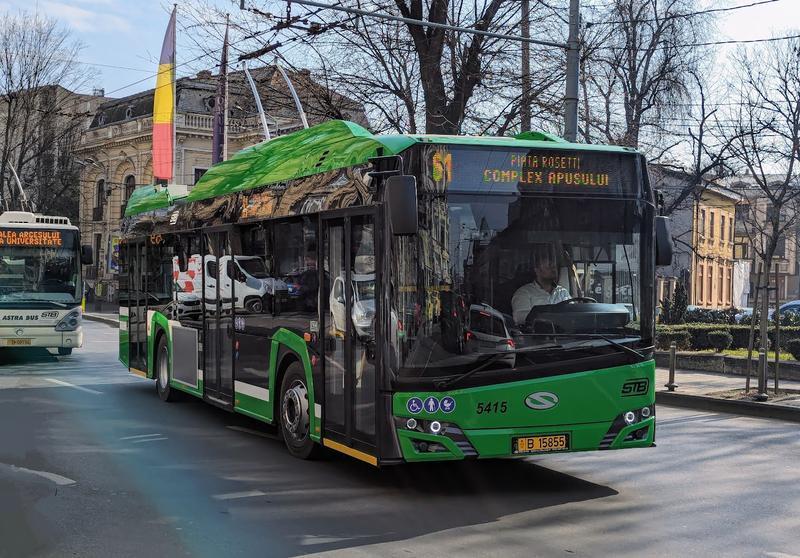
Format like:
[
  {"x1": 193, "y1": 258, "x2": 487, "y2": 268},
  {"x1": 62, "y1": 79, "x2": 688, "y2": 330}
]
[{"x1": 656, "y1": 324, "x2": 800, "y2": 351}]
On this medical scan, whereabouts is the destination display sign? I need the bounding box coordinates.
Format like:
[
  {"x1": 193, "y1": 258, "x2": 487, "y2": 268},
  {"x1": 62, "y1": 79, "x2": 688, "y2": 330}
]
[
  {"x1": 0, "y1": 228, "x2": 65, "y2": 247},
  {"x1": 426, "y1": 145, "x2": 640, "y2": 196}
]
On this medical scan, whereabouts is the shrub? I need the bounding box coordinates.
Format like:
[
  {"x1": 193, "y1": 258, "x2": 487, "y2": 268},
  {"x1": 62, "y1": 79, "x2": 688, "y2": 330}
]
[
  {"x1": 659, "y1": 283, "x2": 688, "y2": 324},
  {"x1": 707, "y1": 330, "x2": 733, "y2": 352},
  {"x1": 656, "y1": 329, "x2": 691, "y2": 350},
  {"x1": 787, "y1": 339, "x2": 800, "y2": 359},
  {"x1": 684, "y1": 307, "x2": 738, "y2": 324},
  {"x1": 656, "y1": 324, "x2": 800, "y2": 351}
]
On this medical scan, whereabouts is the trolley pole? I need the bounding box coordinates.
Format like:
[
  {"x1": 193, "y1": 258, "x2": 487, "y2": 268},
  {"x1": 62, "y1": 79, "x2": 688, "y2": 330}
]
[{"x1": 564, "y1": 0, "x2": 580, "y2": 142}]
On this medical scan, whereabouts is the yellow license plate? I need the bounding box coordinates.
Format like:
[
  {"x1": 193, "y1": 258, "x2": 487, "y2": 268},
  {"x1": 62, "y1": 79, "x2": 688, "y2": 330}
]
[
  {"x1": 4, "y1": 338, "x2": 32, "y2": 346},
  {"x1": 513, "y1": 434, "x2": 569, "y2": 454}
]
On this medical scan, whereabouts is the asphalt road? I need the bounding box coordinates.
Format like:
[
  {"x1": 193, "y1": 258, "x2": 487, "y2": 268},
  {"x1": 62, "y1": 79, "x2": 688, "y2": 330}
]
[{"x1": 1, "y1": 321, "x2": 799, "y2": 558}]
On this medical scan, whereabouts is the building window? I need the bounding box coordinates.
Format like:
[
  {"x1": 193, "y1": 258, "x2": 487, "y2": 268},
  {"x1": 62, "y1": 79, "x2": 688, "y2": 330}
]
[
  {"x1": 124, "y1": 175, "x2": 136, "y2": 201},
  {"x1": 729, "y1": 217, "x2": 734, "y2": 243},
  {"x1": 698, "y1": 264, "x2": 704, "y2": 303},
  {"x1": 710, "y1": 211, "x2": 715, "y2": 239},
  {"x1": 720, "y1": 214, "x2": 725, "y2": 242},
  {"x1": 718, "y1": 269, "x2": 724, "y2": 306},
  {"x1": 776, "y1": 236, "x2": 786, "y2": 259},
  {"x1": 726, "y1": 267, "x2": 732, "y2": 305},
  {"x1": 700, "y1": 209, "x2": 706, "y2": 239},
  {"x1": 706, "y1": 265, "x2": 712, "y2": 305},
  {"x1": 95, "y1": 179, "x2": 105, "y2": 208},
  {"x1": 194, "y1": 168, "x2": 208, "y2": 185}
]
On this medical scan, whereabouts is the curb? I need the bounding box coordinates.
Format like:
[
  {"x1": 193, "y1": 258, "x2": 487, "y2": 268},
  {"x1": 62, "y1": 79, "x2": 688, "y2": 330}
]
[
  {"x1": 83, "y1": 313, "x2": 119, "y2": 329},
  {"x1": 657, "y1": 391, "x2": 800, "y2": 423}
]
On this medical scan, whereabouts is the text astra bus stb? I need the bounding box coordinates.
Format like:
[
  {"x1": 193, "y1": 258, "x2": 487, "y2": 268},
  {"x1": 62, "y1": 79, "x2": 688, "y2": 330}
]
[
  {"x1": 118, "y1": 120, "x2": 672, "y2": 465},
  {"x1": 0, "y1": 211, "x2": 93, "y2": 355}
]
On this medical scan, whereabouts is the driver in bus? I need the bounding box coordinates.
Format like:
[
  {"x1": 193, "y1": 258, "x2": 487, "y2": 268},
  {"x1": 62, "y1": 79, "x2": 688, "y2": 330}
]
[{"x1": 512, "y1": 245, "x2": 571, "y2": 325}]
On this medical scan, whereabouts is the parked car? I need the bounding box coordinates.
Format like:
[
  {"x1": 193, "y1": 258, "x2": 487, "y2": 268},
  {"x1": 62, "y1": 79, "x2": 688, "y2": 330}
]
[
  {"x1": 735, "y1": 306, "x2": 775, "y2": 323},
  {"x1": 779, "y1": 300, "x2": 800, "y2": 315}
]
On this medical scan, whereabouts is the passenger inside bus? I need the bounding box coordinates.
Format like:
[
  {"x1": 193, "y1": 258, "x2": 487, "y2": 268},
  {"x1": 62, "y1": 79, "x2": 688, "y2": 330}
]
[{"x1": 511, "y1": 245, "x2": 572, "y2": 325}]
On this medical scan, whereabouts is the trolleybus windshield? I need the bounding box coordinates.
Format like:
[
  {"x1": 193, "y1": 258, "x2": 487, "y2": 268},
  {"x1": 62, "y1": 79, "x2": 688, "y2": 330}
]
[{"x1": 0, "y1": 228, "x2": 81, "y2": 305}]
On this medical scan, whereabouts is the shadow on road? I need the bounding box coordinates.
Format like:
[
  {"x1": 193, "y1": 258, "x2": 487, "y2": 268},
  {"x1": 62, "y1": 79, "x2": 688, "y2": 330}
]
[
  {"x1": 112, "y1": 381, "x2": 619, "y2": 556},
  {"x1": 0, "y1": 348, "x2": 58, "y2": 365}
]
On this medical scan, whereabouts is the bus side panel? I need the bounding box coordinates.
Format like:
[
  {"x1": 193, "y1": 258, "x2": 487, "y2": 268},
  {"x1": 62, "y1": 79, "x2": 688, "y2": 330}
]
[{"x1": 118, "y1": 307, "x2": 129, "y2": 367}]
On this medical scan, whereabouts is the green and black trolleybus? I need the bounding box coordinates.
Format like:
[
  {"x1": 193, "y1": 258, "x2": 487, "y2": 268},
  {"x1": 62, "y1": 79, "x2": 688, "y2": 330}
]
[{"x1": 118, "y1": 120, "x2": 672, "y2": 465}]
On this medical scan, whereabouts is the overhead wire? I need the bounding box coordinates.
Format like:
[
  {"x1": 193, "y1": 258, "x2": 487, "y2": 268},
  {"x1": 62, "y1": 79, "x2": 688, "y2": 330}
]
[{"x1": 586, "y1": 0, "x2": 782, "y2": 27}]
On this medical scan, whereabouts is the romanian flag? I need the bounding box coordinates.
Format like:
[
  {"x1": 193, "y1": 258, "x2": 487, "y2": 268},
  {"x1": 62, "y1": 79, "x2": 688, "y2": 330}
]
[{"x1": 153, "y1": 7, "x2": 176, "y2": 181}]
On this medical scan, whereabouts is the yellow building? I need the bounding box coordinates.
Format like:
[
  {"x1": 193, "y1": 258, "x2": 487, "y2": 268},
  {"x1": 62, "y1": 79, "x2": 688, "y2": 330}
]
[{"x1": 691, "y1": 187, "x2": 737, "y2": 308}]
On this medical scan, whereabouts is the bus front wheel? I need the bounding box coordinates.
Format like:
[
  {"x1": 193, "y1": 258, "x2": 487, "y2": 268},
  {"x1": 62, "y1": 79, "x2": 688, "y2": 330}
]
[
  {"x1": 279, "y1": 362, "x2": 319, "y2": 459},
  {"x1": 58, "y1": 347, "x2": 72, "y2": 356},
  {"x1": 156, "y1": 334, "x2": 178, "y2": 402}
]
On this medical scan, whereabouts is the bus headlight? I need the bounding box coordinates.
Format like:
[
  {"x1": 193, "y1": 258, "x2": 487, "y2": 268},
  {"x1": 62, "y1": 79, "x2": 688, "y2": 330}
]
[
  {"x1": 55, "y1": 310, "x2": 81, "y2": 331},
  {"x1": 623, "y1": 411, "x2": 637, "y2": 425}
]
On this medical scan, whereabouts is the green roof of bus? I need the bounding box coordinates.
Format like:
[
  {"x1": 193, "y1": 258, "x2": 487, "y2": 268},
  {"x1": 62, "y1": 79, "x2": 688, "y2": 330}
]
[{"x1": 126, "y1": 120, "x2": 639, "y2": 215}]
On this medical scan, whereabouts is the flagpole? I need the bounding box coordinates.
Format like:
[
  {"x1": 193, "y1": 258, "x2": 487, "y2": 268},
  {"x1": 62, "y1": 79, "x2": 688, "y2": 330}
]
[{"x1": 172, "y1": 3, "x2": 177, "y2": 184}]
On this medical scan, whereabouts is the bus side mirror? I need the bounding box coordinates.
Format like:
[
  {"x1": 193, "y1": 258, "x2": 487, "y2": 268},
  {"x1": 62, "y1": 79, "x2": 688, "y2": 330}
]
[
  {"x1": 386, "y1": 175, "x2": 418, "y2": 236},
  {"x1": 81, "y1": 245, "x2": 93, "y2": 265},
  {"x1": 655, "y1": 216, "x2": 673, "y2": 266}
]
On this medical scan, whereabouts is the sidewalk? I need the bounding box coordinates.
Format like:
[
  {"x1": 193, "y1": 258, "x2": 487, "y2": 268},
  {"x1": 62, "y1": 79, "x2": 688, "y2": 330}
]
[
  {"x1": 83, "y1": 312, "x2": 120, "y2": 328},
  {"x1": 656, "y1": 366, "x2": 800, "y2": 422}
]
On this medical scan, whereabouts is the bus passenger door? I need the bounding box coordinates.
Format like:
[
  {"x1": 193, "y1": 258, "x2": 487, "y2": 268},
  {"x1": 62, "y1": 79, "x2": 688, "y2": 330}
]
[
  {"x1": 322, "y1": 211, "x2": 378, "y2": 460},
  {"x1": 129, "y1": 241, "x2": 147, "y2": 374},
  {"x1": 203, "y1": 231, "x2": 234, "y2": 406}
]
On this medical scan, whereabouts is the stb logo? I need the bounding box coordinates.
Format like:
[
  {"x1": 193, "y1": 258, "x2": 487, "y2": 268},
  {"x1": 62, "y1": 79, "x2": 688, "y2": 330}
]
[
  {"x1": 525, "y1": 392, "x2": 559, "y2": 410},
  {"x1": 621, "y1": 378, "x2": 649, "y2": 396}
]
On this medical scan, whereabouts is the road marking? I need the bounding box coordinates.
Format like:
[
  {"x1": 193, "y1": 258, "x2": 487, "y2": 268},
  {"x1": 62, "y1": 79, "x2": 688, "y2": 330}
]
[
  {"x1": 8, "y1": 464, "x2": 76, "y2": 486},
  {"x1": 44, "y1": 378, "x2": 102, "y2": 395},
  {"x1": 120, "y1": 433, "x2": 163, "y2": 440},
  {"x1": 130, "y1": 437, "x2": 168, "y2": 443},
  {"x1": 226, "y1": 425, "x2": 280, "y2": 440},
  {"x1": 212, "y1": 490, "x2": 267, "y2": 500}
]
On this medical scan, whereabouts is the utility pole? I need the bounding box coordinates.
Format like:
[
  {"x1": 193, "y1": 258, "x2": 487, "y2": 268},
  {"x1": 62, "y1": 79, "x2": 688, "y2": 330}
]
[
  {"x1": 564, "y1": 0, "x2": 580, "y2": 142},
  {"x1": 520, "y1": 0, "x2": 531, "y2": 132}
]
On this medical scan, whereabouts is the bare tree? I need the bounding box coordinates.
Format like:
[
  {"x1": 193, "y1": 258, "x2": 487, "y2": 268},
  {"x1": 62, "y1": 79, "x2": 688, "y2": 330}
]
[
  {"x1": 580, "y1": 0, "x2": 710, "y2": 149},
  {"x1": 0, "y1": 11, "x2": 92, "y2": 218},
  {"x1": 725, "y1": 37, "x2": 800, "y2": 394}
]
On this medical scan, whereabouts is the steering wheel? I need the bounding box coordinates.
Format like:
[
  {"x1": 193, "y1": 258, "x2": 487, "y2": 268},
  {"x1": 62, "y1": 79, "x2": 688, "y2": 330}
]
[{"x1": 557, "y1": 296, "x2": 597, "y2": 305}]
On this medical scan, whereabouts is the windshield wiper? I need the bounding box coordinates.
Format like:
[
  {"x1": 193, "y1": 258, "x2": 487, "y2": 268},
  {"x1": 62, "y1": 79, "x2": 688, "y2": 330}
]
[
  {"x1": 0, "y1": 298, "x2": 70, "y2": 308},
  {"x1": 523, "y1": 333, "x2": 647, "y2": 360},
  {"x1": 436, "y1": 344, "x2": 562, "y2": 390}
]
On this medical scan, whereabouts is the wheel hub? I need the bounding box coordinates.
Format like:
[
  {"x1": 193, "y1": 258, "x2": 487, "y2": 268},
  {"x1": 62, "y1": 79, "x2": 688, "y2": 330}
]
[{"x1": 282, "y1": 380, "x2": 309, "y2": 441}]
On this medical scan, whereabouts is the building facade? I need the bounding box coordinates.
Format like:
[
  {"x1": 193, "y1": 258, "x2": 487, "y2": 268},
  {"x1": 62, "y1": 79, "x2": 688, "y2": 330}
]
[
  {"x1": 651, "y1": 166, "x2": 740, "y2": 309},
  {"x1": 75, "y1": 66, "x2": 367, "y2": 307},
  {"x1": 726, "y1": 176, "x2": 800, "y2": 306}
]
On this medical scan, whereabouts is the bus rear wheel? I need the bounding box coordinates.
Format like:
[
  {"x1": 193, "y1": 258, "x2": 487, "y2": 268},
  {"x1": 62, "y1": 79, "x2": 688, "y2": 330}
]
[
  {"x1": 156, "y1": 334, "x2": 178, "y2": 402},
  {"x1": 279, "y1": 362, "x2": 319, "y2": 459}
]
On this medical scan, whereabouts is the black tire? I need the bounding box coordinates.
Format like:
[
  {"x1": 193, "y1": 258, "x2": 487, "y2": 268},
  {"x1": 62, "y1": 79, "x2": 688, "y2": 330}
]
[
  {"x1": 279, "y1": 361, "x2": 320, "y2": 459},
  {"x1": 244, "y1": 297, "x2": 263, "y2": 313},
  {"x1": 57, "y1": 347, "x2": 72, "y2": 356},
  {"x1": 155, "y1": 334, "x2": 178, "y2": 402}
]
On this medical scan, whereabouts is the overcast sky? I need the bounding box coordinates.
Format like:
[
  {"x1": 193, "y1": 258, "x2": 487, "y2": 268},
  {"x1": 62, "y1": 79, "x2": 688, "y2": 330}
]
[{"x1": 1, "y1": 0, "x2": 799, "y2": 100}]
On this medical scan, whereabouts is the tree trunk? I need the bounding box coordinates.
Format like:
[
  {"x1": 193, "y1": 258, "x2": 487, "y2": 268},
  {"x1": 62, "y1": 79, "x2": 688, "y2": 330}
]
[
  {"x1": 774, "y1": 266, "x2": 780, "y2": 393},
  {"x1": 745, "y1": 263, "x2": 762, "y2": 392}
]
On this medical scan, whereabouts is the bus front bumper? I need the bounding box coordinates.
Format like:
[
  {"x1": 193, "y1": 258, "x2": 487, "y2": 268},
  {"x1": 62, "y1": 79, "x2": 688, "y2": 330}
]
[
  {"x1": 0, "y1": 327, "x2": 83, "y2": 350},
  {"x1": 395, "y1": 415, "x2": 655, "y2": 462}
]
